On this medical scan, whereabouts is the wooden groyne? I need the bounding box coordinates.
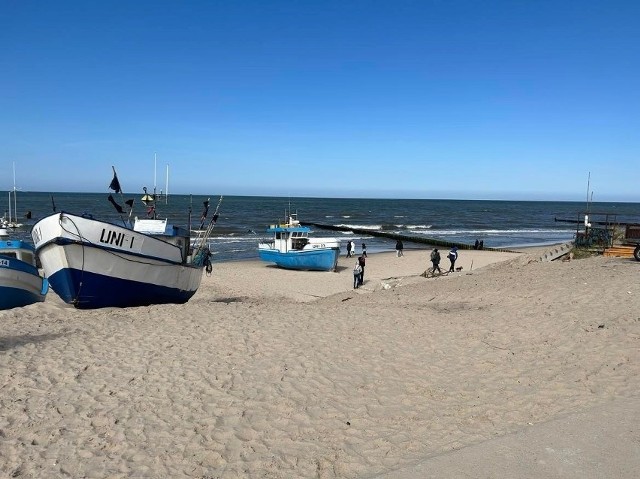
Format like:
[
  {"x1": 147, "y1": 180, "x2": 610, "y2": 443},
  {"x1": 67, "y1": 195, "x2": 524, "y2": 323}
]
[{"x1": 301, "y1": 222, "x2": 518, "y2": 253}]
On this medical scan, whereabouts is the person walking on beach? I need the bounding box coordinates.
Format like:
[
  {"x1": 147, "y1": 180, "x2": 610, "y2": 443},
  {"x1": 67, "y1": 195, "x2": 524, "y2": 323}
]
[
  {"x1": 430, "y1": 248, "x2": 442, "y2": 274},
  {"x1": 357, "y1": 254, "x2": 366, "y2": 286},
  {"x1": 353, "y1": 261, "x2": 362, "y2": 289},
  {"x1": 362, "y1": 242, "x2": 367, "y2": 257},
  {"x1": 346, "y1": 240, "x2": 352, "y2": 258},
  {"x1": 350, "y1": 240, "x2": 356, "y2": 257},
  {"x1": 395, "y1": 239, "x2": 404, "y2": 257},
  {"x1": 447, "y1": 246, "x2": 458, "y2": 272}
]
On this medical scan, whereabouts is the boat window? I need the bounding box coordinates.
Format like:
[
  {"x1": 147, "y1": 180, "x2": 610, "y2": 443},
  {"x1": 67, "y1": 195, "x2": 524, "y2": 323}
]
[
  {"x1": 1, "y1": 252, "x2": 18, "y2": 259},
  {"x1": 21, "y1": 252, "x2": 34, "y2": 264}
]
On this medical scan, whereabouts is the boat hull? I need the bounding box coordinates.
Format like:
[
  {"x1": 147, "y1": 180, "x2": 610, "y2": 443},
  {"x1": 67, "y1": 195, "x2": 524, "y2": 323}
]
[
  {"x1": 0, "y1": 257, "x2": 48, "y2": 310},
  {"x1": 32, "y1": 213, "x2": 203, "y2": 309},
  {"x1": 258, "y1": 247, "x2": 339, "y2": 271}
]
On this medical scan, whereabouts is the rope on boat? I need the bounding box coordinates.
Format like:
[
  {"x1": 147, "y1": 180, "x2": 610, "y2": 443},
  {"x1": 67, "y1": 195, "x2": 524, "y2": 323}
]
[{"x1": 191, "y1": 195, "x2": 223, "y2": 268}]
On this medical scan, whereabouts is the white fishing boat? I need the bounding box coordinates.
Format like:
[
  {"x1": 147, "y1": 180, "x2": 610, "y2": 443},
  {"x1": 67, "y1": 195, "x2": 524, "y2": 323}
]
[
  {"x1": 31, "y1": 167, "x2": 221, "y2": 309},
  {"x1": 0, "y1": 239, "x2": 48, "y2": 310},
  {"x1": 258, "y1": 213, "x2": 341, "y2": 271}
]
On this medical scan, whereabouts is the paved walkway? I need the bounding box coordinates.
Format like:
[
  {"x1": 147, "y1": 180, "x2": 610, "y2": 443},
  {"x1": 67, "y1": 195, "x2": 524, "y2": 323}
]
[{"x1": 378, "y1": 397, "x2": 640, "y2": 479}]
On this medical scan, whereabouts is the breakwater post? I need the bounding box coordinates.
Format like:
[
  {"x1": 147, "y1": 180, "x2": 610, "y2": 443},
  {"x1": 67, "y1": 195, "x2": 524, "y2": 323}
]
[{"x1": 300, "y1": 222, "x2": 517, "y2": 253}]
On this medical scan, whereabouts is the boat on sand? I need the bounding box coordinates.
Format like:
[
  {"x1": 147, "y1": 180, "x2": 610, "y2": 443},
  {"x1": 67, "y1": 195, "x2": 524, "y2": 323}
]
[
  {"x1": 258, "y1": 214, "x2": 340, "y2": 271},
  {"x1": 31, "y1": 168, "x2": 221, "y2": 309},
  {"x1": 0, "y1": 239, "x2": 48, "y2": 310}
]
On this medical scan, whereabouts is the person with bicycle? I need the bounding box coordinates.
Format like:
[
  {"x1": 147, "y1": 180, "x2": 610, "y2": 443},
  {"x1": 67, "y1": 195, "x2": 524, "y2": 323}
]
[{"x1": 430, "y1": 248, "x2": 442, "y2": 275}]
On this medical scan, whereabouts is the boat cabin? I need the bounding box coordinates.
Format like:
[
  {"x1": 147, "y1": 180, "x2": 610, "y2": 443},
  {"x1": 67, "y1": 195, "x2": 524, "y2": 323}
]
[
  {"x1": 133, "y1": 218, "x2": 190, "y2": 261},
  {"x1": 0, "y1": 240, "x2": 36, "y2": 266}
]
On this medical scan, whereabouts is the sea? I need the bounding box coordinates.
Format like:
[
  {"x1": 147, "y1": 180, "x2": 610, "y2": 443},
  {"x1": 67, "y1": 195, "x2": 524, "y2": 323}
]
[{"x1": 3, "y1": 192, "x2": 640, "y2": 262}]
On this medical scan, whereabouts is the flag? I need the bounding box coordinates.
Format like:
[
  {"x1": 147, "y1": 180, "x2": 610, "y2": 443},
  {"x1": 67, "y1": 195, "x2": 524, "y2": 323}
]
[
  {"x1": 108, "y1": 194, "x2": 125, "y2": 214},
  {"x1": 125, "y1": 199, "x2": 134, "y2": 208},
  {"x1": 109, "y1": 168, "x2": 122, "y2": 193},
  {"x1": 199, "y1": 199, "x2": 210, "y2": 229},
  {"x1": 25, "y1": 210, "x2": 32, "y2": 219}
]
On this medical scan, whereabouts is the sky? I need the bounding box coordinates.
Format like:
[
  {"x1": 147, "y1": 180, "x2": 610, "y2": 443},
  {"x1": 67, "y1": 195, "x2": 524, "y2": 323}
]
[{"x1": 1, "y1": 0, "x2": 638, "y2": 201}]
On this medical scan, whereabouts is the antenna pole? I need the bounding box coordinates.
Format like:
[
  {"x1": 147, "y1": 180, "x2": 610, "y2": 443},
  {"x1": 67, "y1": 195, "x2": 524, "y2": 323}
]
[
  {"x1": 153, "y1": 152, "x2": 157, "y2": 198},
  {"x1": 586, "y1": 172, "x2": 591, "y2": 213},
  {"x1": 12, "y1": 161, "x2": 17, "y2": 223},
  {"x1": 165, "y1": 164, "x2": 169, "y2": 204}
]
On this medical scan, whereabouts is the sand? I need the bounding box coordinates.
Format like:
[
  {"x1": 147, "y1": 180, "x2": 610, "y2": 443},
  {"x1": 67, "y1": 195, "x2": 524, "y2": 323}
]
[{"x1": 1, "y1": 247, "x2": 639, "y2": 478}]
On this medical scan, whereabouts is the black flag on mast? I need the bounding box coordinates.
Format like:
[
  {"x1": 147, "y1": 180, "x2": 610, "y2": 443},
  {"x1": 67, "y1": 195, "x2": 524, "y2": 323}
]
[
  {"x1": 109, "y1": 167, "x2": 122, "y2": 193},
  {"x1": 199, "y1": 199, "x2": 210, "y2": 229},
  {"x1": 108, "y1": 194, "x2": 125, "y2": 214}
]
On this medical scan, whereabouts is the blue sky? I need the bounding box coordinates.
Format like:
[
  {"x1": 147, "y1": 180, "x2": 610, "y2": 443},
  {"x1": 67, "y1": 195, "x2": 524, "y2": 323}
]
[{"x1": 2, "y1": 0, "x2": 638, "y2": 201}]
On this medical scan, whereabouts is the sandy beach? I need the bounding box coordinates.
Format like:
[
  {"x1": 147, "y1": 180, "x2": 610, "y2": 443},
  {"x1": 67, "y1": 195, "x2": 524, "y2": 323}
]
[{"x1": 1, "y1": 247, "x2": 639, "y2": 478}]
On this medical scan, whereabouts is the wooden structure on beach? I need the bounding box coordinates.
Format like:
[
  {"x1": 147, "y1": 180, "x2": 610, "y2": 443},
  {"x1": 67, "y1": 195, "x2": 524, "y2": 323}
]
[{"x1": 300, "y1": 221, "x2": 518, "y2": 253}]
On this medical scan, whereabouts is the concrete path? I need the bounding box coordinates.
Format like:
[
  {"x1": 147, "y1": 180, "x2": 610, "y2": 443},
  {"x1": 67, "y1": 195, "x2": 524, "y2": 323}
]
[{"x1": 378, "y1": 397, "x2": 640, "y2": 479}]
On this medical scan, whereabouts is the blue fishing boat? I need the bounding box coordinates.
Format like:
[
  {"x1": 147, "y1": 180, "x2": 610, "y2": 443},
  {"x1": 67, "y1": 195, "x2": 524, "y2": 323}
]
[
  {"x1": 258, "y1": 214, "x2": 341, "y2": 271},
  {"x1": 0, "y1": 239, "x2": 48, "y2": 310}
]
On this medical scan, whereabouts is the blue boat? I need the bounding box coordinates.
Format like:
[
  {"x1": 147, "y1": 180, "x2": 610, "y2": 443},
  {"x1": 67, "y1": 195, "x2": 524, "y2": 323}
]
[
  {"x1": 258, "y1": 215, "x2": 341, "y2": 271},
  {"x1": 0, "y1": 238, "x2": 48, "y2": 310}
]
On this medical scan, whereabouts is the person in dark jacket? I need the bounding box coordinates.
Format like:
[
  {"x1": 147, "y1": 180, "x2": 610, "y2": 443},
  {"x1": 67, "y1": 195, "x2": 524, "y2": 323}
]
[
  {"x1": 447, "y1": 246, "x2": 458, "y2": 272},
  {"x1": 357, "y1": 255, "x2": 366, "y2": 285},
  {"x1": 430, "y1": 248, "x2": 442, "y2": 274},
  {"x1": 395, "y1": 239, "x2": 404, "y2": 257}
]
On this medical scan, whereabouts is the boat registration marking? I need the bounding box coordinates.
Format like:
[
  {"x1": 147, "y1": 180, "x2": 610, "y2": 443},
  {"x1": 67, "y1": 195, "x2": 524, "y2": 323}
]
[{"x1": 99, "y1": 228, "x2": 135, "y2": 249}]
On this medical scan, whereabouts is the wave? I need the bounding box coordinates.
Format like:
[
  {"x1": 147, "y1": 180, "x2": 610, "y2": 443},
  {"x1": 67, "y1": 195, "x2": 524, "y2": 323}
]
[
  {"x1": 335, "y1": 224, "x2": 382, "y2": 230},
  {"x1": 405, "y1": 224, "x2": 433, "y2": 230}
]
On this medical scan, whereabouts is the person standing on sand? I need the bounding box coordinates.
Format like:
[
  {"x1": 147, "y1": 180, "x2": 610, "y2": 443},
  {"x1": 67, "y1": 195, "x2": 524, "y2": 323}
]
[
  {"x1": 396, "y1": 239, "x2": 404, "y2": 257},
  {"x1": 357, "y1": 255, "x2": 366, "y2": 286},
  {"x1": 350, "y1": 240, "x2": 356, "y2": 257},
  {"x1": 430, "y1": 248, "x2": 442, "y2": 274},
  {"x1": 362, "y1": 242, "x2": 367, "y2": 257},
  {"x1": 346, "y1": 241, "x2": 352, "y2": 258},
  {"x1": 447, "y1": 246, "x2": 458, "y2": 272},
  {"x1": 353, "y1": 261, "x2": 362, "y2": 289}
]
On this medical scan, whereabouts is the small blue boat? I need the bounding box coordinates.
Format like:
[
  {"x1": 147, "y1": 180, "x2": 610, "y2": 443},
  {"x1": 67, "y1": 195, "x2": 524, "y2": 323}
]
[
  {"x1": 0, "y1": 238, "x2": 48, "y2": 310},
  {"x1": 258, "y1": 214, "x2": 341, "y2": 271}
]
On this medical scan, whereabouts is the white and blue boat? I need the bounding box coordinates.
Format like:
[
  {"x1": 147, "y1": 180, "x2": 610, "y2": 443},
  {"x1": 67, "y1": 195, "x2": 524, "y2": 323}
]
[
  {"x1": 31, "y1": 168, "x2": 220, "y2": 309},
  {"x1": 31, "y1": 212, "x2": 215, "y2": 310},
  {"x1": 258, "y1": 214, "x2": 341, "y2": 271},
  {"x1": 0, "y1": 238, "x2": 48, "y2": 310}
]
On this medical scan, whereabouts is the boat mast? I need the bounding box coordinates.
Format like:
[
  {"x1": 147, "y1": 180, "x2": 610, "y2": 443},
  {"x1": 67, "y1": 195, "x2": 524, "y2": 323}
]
[
  {"x1": 13, "y1": 162, "x2": 17, "y2": 222},
  {"x1": 153, "y1": 152, "x2": 157, "y2": 200},
  {"x1": 165, "y1": 163, "x2": 169, "y2": 204},
  {"x1": 11, "y1": 162, "x2": 17, "y2": 223}
]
